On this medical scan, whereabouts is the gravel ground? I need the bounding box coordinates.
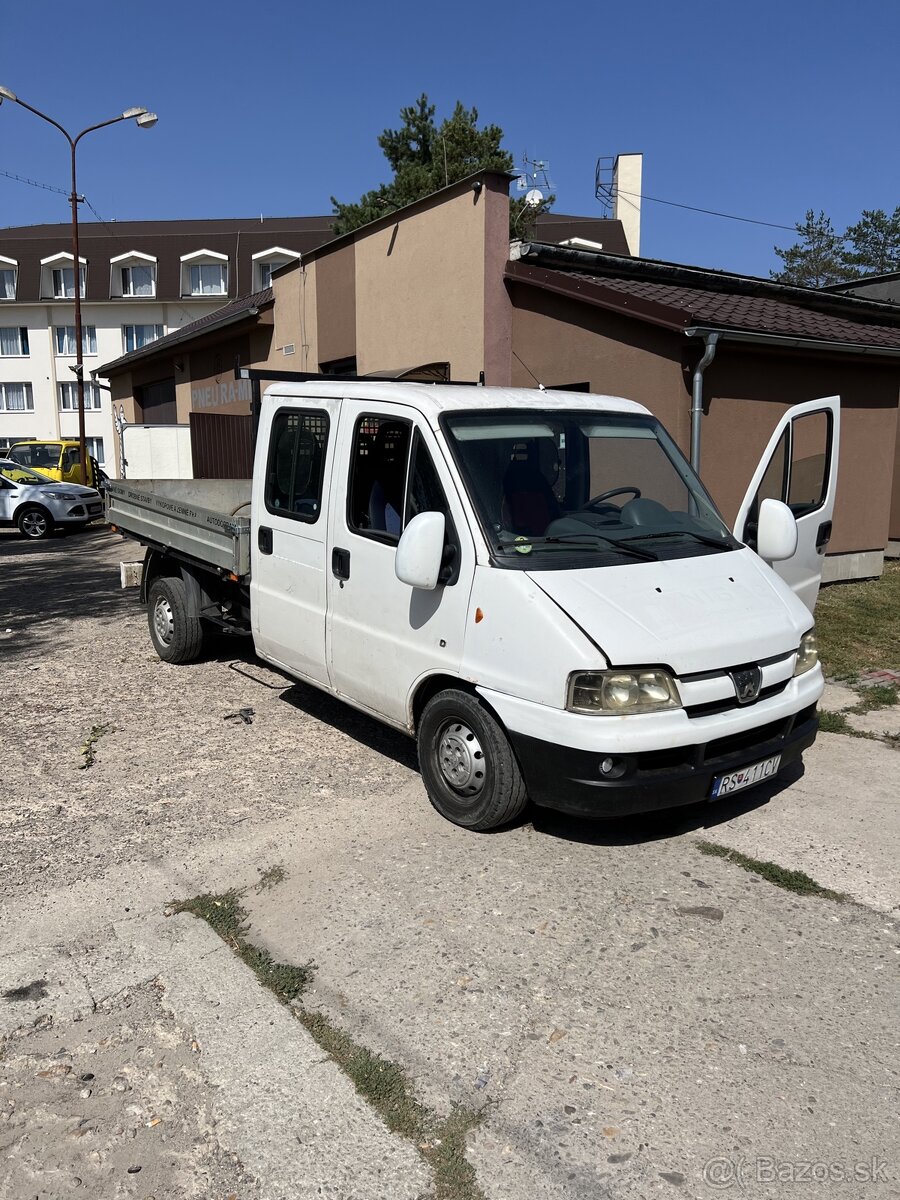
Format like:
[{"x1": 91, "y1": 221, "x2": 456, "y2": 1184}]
[{"x1": 0, "y1": 525, "x2": 416, "y2": 896}]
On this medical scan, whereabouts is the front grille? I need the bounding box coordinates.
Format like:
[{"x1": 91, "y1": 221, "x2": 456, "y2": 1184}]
[{"x1": 685, "y1": 679, "x2": 790, "y2": 719}]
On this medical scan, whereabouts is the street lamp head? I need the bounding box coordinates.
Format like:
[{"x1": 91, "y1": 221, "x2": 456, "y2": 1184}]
[
  {"x1": 135, "y1": 111, "x2": 158, "y2": 129},
  {"x1": 0, "y1": 85, "x2": 18, "y2": 102}
]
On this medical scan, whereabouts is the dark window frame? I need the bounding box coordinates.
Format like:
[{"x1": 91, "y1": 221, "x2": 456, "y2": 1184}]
[
  {"x1": 264, "y1": 406, "x2": 330, "y2": 526},
  {"x1": 345, "y1": 413, "x2": 414, "y2": 547}
]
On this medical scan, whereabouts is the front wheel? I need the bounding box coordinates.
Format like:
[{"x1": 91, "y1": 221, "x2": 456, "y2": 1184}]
[
  {"x1": 417, "y1": 689, "x2": 528, "y2": 830},
  {"x1": 17, "y1": 506, "x2": 54, "y2": 540},
  {"x1": 147, "y1": 576, "x2": 205, "y2": 664}
]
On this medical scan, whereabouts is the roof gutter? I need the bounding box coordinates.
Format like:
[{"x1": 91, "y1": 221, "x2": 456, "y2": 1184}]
[
  {"x1": 690, "y1": 332, "x2": 719, "y2": 471},
  {"x1": 684, "y1": 325, "x2": 900, "y2": 359}
]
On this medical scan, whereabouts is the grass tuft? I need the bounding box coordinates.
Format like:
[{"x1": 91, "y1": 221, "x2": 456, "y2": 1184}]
[
  {"x1": 696, "y1": 840, "x2": 846, "y2": 902},
  {"x1": 852, "y1": 683, "x2": 899, "y2": 712},
  {"x1": 78, "y1": 723, "x2": 114, "y2": 769},
  {"x1": 816, "y1": 561, "x2": 900, "y2": 679},
  {"x1": 817, "y1": 710, "x2": 852, "y2": 734},
  {"x1": 173, "y1": 883, "x2": 484, "y2": 1200}
]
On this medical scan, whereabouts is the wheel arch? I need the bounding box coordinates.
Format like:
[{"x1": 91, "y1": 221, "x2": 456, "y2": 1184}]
[
  {"x1": 140, "y1": 550, "x2": 210, "y2": 616},
  {"x1": 409, "y1": 673, "x2": 506, "y2": 733}
]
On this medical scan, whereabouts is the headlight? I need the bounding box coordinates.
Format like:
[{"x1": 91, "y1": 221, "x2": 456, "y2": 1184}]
[
  {"x1": 43, "y1": 490, "x2": 79, "y2": 501},
  {"x1": 794, "y1": 628, "x2": 819, "y2": 676},
  {"x1": 567, "y1": 668, "x2": 681, "y2": 715}
]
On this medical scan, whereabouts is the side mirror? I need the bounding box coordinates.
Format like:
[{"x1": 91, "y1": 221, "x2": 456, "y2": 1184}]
[
  {"x1": 395, "y1": 511, "x2": 446, "y2": 590},
  {"x1": 755, "y1": 498, "x2": 798, "y2": 562}
]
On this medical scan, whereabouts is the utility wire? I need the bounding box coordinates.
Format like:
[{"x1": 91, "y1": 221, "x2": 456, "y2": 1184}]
[
  {"x1": 0, "y1": 166, "x2": 69, "y2": 197},
  {"x1": 597, "y1": 182, "x2": 847, "y2": 243}
]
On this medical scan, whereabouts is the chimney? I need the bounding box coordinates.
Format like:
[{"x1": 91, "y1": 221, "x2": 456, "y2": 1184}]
[{"x1": 612, "y1": 153, "x2": 642, "y2": 256}]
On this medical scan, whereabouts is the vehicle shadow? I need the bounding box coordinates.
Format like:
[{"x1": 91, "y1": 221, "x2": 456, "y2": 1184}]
[
  {"x1": 277, "y1": 679, "x2": 420, "y2": 772},
  {"x1": 0, "y1": 525, "x2": 129, "y2": 662}
]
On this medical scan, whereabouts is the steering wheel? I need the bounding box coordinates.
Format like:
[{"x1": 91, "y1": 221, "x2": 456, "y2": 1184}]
[{"x1": 581, "y1": 485, "x2": 642, "y2": 511}]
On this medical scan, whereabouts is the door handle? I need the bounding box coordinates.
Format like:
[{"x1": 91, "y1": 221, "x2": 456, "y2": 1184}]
[
  {"x1": 258, "y1": 526, "x2": 273, "y2": 555},
  {"x1": 815, "y1": 520, "x2": 832, "y2": 552},
  {"x1": 332, "y1": 547, "x2": 350, "y2": 581}
]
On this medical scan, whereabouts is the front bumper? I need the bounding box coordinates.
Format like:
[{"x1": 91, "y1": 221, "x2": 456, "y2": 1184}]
[
  {"x1": 509, "y1": 703, "x2": 819, "y2": 818},
  {"x1": 56, "y1": 500, "x2": 104, "y2": 524}
]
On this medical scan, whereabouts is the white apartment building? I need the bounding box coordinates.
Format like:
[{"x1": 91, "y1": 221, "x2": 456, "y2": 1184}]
[{"x1": 0, "y1": 215, "x2": 332, "y2": 474}]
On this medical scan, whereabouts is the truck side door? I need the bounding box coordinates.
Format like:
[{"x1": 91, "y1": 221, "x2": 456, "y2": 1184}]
[
  {"x1": 326, "y1": 400, "x2": 474, "y2": 726},
  {"x1": 250, "y1": 398, "x2": 337, "y2": 686},
  {"x1": 734, "y1": 396, "x2": 840, "y2": 613}
]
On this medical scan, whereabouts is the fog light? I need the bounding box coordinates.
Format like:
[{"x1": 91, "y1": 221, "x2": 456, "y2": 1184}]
[{"x1": 599, "y1": 756, "x2": 627, "y2": 780}]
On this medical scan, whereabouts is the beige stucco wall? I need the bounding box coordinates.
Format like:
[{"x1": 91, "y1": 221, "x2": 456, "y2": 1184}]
[
  {"x1": 509, "y1": 282, "x2": 686, "y2": 438},
  {"x1": 353, "y1": 184, "x2": 495, "y2": 382}
]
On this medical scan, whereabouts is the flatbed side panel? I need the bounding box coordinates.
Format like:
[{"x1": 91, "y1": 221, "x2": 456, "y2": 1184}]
[{"x1": 107, "y1": 479, "x2": 251, "y2": 577}]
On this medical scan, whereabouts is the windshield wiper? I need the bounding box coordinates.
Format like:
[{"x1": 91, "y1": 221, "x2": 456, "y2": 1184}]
[
  {"x1": 621, "y1": 529, "x2": 734, "y2": 551},
  {"x1": 496, "y1": 534, "x2": 658, "y2": 562}
]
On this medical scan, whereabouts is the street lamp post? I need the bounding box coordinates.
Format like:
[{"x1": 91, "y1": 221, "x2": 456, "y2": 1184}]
[{"x1": 0, "y1": 88, "x2": 157, "y2": 485}]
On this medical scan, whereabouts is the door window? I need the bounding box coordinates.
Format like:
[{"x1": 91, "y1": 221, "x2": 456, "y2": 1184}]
[
  {"x1": 265, "y1": 409, "x2": 329, "y2": 523},
  {"x1": 745, "y1": 409, "x2": 831, "y2": 544},
  {"x1": 347, "y1": 416, "x2": 412, "y2": 542}
]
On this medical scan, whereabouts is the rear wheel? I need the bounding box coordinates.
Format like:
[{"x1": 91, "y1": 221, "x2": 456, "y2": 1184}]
[
  {"x1": 17, "y1": 505, "x2": 54, "y2": 541},
  {"x1": 147, "y1": 576, "x2": 205, "y2": 664},
  {"x1": 417, "y1": 688, "x2": 528, "y2": 830}
]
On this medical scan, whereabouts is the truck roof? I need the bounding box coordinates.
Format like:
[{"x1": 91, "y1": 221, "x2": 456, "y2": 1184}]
[{"x1": 261, "y1": 381, "x2": 651, "y2": 422}]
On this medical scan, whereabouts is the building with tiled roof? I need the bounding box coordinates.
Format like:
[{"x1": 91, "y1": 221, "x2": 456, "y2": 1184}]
[{"x1": 100, "y1": 173, "x2": 900, "y2": 577}]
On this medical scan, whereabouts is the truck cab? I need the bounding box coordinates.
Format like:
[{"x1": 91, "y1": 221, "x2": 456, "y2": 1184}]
[
  {"x1": 6, "y1": 440, "x2": 104, "y2": 491},
  {"x1": 118, "y1": 382, "x2": 839, "y2": 831}
]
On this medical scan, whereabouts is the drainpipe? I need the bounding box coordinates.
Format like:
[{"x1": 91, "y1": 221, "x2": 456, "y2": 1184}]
[{"x1": 690, "y1": 332, "x2": 719, "y2": 472}]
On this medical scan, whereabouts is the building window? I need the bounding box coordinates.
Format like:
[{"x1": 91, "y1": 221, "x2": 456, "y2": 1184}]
[
  {"x1": 123, "y1": 323, "x2": 164, "y2": 353},
  {"x1": 251, "y1": 247, "x2": 300, "y2": 291},
  {"x1": 0, "y1": 435, "x2": 34, "y2": 453},
  {"x1": 0, "y1": 383, "x2": 34, "y2": 412},
  {"x1": 55, "y1": 325, "x2": 97, "y2": 355},
  {"x1": 121, "y1": 264, "x2": 156, "y2": 296},
  {"x1": 189, "y1": 262, "x2": 227, "y2": 295},
  {"x1": 0, "y1": 264, "x2": 17, "y2": 300},
  {"x1": 59, "y1": 382, "x2": 103, "y2": 411},
  {"x1": 85, "y1": 436, "x2": 105, "y2": 464},
  {"x1": 0, "y1": 327, "x2": 29, "y2": 356},
  {"x1": 52, "y1": 266, "x2": 86, "y2": 299},
  {"x1": 180, "y1": 250, "x2": 229, "y2": 297}
]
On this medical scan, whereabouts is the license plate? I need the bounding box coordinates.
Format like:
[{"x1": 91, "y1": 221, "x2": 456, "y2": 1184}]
[
  {"x1": 711, "y1": 754, "x2": 781, "y2": 799},
  {"x1": 89, "y1": 505, "x2": 102, "y2": 514}
]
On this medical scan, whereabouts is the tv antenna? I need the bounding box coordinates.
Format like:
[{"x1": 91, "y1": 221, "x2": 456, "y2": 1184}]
[{"x1": 515, "y1": 155, "x2": 554, "y2": 205}]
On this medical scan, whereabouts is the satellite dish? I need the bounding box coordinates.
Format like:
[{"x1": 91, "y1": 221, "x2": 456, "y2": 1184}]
[{"x1": 525, "y1": 188, "x2": 544, "y2": 208}]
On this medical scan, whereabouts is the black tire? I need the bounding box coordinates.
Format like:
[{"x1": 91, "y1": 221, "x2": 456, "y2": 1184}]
[
  {"x1": 147, "y1": 575, "x2": 205, "y2": 664},
  {"x1": 417, "y1": 688, "x2": 528, "y2": 830},
  {"x1": 17, "y1": 505, "x2": 54, "y2": 540}
]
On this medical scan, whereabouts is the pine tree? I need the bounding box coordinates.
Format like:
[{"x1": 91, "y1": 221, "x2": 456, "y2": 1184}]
[
  {"x1": 330, "y1": 94, "x2": 549, "y2": 236},
  {"x1": 771, "y1": 210, "x2": 850, "y2": 287},
  {"x1": 842, "y1": 207, "x2": 900, "y2": 277}
]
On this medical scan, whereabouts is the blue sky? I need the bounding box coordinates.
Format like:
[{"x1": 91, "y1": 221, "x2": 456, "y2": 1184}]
[{"x1": 1, "y1": 0, "x2": 897, "y2": 276}]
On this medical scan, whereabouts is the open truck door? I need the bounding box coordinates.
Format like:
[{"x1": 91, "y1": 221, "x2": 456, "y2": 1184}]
[{"x1": 734, "y1": 396, "x2": 840, "y2": 613}]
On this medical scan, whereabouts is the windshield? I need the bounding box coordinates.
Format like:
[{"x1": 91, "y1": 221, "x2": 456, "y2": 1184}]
[
  {"x1": 0, "y1": 463, "x2": 52, "y2": 485},
  {"x1": 443, "y1": 409, "x2": 739, "y2": 568}
]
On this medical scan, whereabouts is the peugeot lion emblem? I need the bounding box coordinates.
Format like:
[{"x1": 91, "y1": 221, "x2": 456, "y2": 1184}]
[{"x1": 731, "y1": 666, "x2": 762, "y2": 705}]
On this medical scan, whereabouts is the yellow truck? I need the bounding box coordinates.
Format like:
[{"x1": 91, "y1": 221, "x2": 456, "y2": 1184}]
[{"x1": 5, "y1": 440, "x2": 105, "y2": 491}]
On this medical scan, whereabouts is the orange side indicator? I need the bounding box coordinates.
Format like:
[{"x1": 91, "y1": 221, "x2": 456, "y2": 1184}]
[{"x1": 475, "y1": 607, "x2": 484, "y2": 623}]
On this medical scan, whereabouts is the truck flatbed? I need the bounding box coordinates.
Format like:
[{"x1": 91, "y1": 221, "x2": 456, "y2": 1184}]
[{"x1": 106, "y1": 478, "x2": 252, "y2": 577}]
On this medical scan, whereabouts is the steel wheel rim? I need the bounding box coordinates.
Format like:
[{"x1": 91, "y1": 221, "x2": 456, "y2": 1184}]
[
  {"x1": 437, "y1": 720, "x2": 486, "y2": 797},
  {"x1": 153, "y1": 595, "x2": 175, "y2": 645},
  {"x1": 22, "y1": 511, "x2": 48, "y2": 537}
]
